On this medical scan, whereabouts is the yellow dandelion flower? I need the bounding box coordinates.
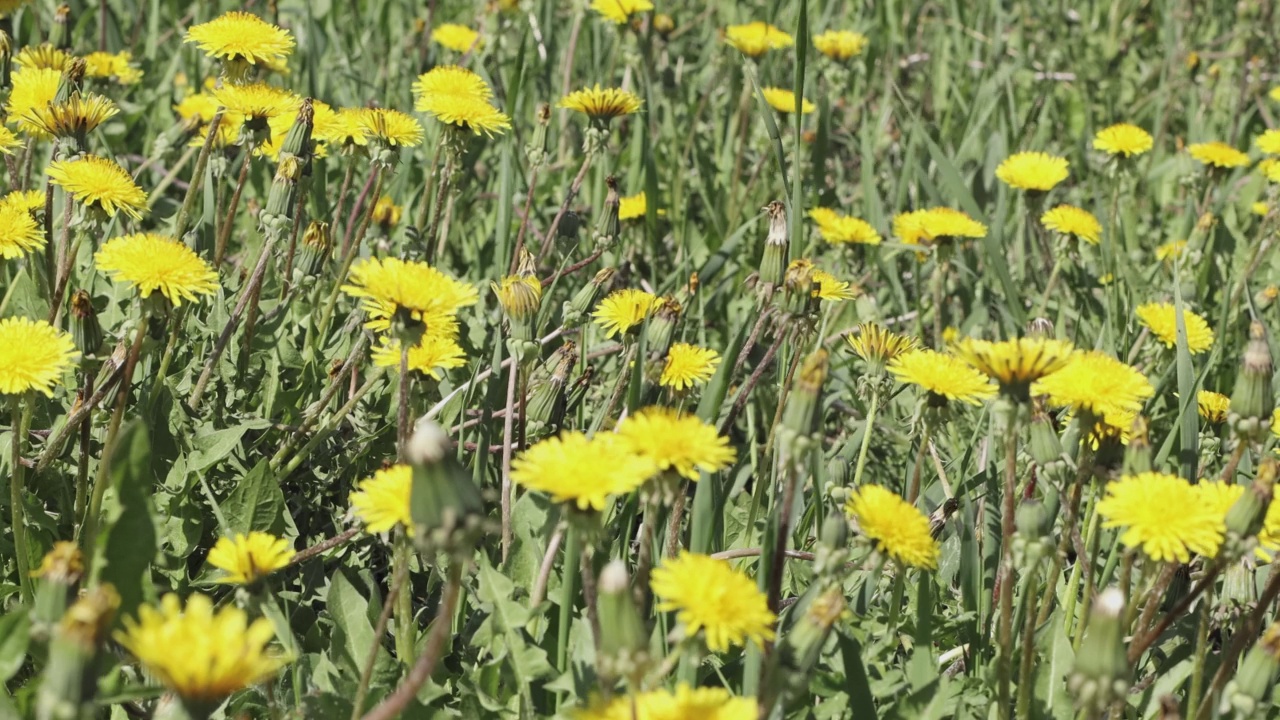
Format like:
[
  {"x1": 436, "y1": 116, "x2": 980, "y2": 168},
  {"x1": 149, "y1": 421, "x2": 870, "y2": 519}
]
[
  {"x1": 1097, "y1": 472, "x2": 1224, "y2": 563},
  {"x1": 761, "y1": 87, "x2": 815, "y2": 114},
  {"x1": 316, "y1": 107, "x2": 371, "y2": 148},
  {"x1": 349, "y1": 464, "x2": 414, "y2": 535},
  {"x1": 1257, "y1": 488, "x2": 1280, "y2": 560},
  {"x1": 559, "y1": 85, "x2": 643, "y2": 121},
  {"x1": 723, "y1": 21, "x2": 794, "y2": 57},
  {"x1": 491, "y1": 274, "x2": 542, "y2": 322},
  {"x1": 809, "y1": 207, "x2": 881, "y2": 245},
  {"x1": 1253, "y1": 202, "x2": 1270, "y2": 217},
  {"x1": 511, "y1": 431, "x2": 658, "y2": 511},
  {"x1": 94, "y1": 234, "x2": 219, "y2": 307},
  {"x1": 1264, "y1": 160, "x2": 1280, "y2": 184},
  {"x1": 888, "y1": 349, "x2": 996, "y2": 406},
  {"x1": 1134, "y1": 302, "x2": 1215, "y2": 354},
  {"x1": 0, "y1": 127, "x2": 19, "y2": 155},
  {"x1": 1272, "y1": 87, "x2": 1280, "y2": 103},
  {"x1": 954, "y1": 337, "x2": 1076, "y2": 395},
  {"x1": 174, "y1": 92, "x2": 221, "y2": 126},
  {"x1": 1197, "y1": 481, "x2": 1244, "y2": 523},
  {"x1": 0, "y1": 199, "x2": 45, "y2": 259},
  {"x1": 0, "y1": 317, "x2": 77, "y2": 396},
  {"x1": 30, "y1": 542, "x2": 84, "y2": 582},
  {"x1": 211, "y1": 82, "x2": 301, "y2": 123},
  {"x1": 651, "y1": 552, "x2": 775, "y2": 652},
  {"x1": 14, "y1": 44, "x2": 71, "y2": 71},
  {"x1": 1188, "y1": 141, "x2": 1249, "y2": 169},
  {"x1": 185, "y1": 11, "x2": 295, "y2": 67},
  {"x1": 1156, "y1": 239, "x2": 1188, "y2": 262},
  {"x1": 894, "y1": 207, "x2": 987, "y2": 245},
  {"x1": 811, "y1": 268, "x2": 857, "y2": 300},
  {"x1": 846, "y1": 322, "x2": 917, "y2": 372},
  {"x1": 116, "y1": 594, "x2": 287, "y2": 702},
  {"x1": 1093, "y1": 123, "x2": 1153, "y2": 157},
  {"x1": 1255, "y1": 129, "x2": 1280, "y2": 156},
  {"x1": 370, "y1": 335, "x2": 467, "y2": 379},
  {"x1": 19, "y1": 93, "x2": 119, "y2": 140},
  {"x1": 413, "y1": 65, "x2": 493, "y2": 104},
  {"x1": 845, "y1": 485, "x2": 940, "y2": 569},
  {"x1": 3, "y1": 189, "x2": 45, "y2": 215},
  {"x1": 616, "y1": 407, "x2": 735, "y2": 480},
  {"x1": 813, "y1": 29, "x2": 868, "y2": 60},
  {"x1": 83, "y1": 50, "x2": 143, "y2": 85},
  {"x1": 431, "y1": 23, "x2": 482, "y2": 52},
  {"x1": 417, "y1": 90, "x2": 511, "y2": 136},
  {"x1": 1040, "y1": 204, "x2": 1102, "y2": 244},
  {"x1": 592, "y1": 287, "x2": 657, "y2": 336},
  {"x1": 590, "y1": 0, "x2": 653, "y2": 23},
  {"x1": 660, "y1": 343, "x2": 720, "y2": 390},
  {"x1": 358, "y1": 108, "x2": 425, "y2": 147},
  {"x1": 1197, "y1": 390, "x2": 1230, "y2": 424},
  {"x1": 996, "y1": 151, "x2": 1070, "y2": 192},
  {"x1": 1032, "y1": 351, "x2": 1154, "y2": 424},
  {"x1": 371, "y1": 196, "x2": 402, "y2": 228},
  {"x1": 47, "y1": 155, "x2": 148, "y2": 219},
  {"x1": 619, "y1": 191, "x2": 646, "y2": 220},
  {"x1": 206, "y1": 532, "x2": 295, "y2": 585},
  {"x1": 341, "y1": 256, "x2": 478, "y2": 333},
  {"x1": 7, "y1": 67, "x2": 61, "y2": 131},
  {"x1": 573, "y1": 685, "x2": 755, "y2": 720}
]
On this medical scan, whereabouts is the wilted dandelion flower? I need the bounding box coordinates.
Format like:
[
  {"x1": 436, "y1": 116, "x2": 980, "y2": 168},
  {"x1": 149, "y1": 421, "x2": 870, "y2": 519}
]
[
  {"x1": 1156, "y1": 239, "x2": 1188, "y2": 262},
  {"x1": 47, "y1": 155, "x2": 148, "y2": 219},
  {"x1": 954, "y1": 337, "x2": 1075, "y2": 397},
  {"x1": 212, "y1": 82, "x2": 302, "y2": 125},
  {"x1": 511, "y1": 431, "x2": 657, "y2": 511},
  {"x1": 1255, "y1": 129, "x2": 1280, "y2": 155},
  {"x1": 589, "y1": 0, "x2": 653, "y2": 23},
  {"x1": 491, "y1": 274, "x2": 542, "y2": 324},
  {"x1": 1032, "y1": 351, "x2": 1153, "y2": 424},
  {"x1": 1134, "y1": 302, "x2": 1214, "y2": 354},
  {"x1": 83, "y1": 50, "x2": 143, "y2": 84},
  {"x1": 1197, "y1": 390, "x2": 1231, "y2": 424},
  {"x1": 888, "y1": 349, "x2": 996, "y2": 406},
  {"x1": 0, "y1": 200, "x2": 45, "y2": 259},
  {"x1": 847, "y1": 322, "x2": 916, "y2": 373},
  {"x1": 1040, "y1": 204, "x2": 1102, "y2": 244},
  {"x1": 349, "y1": 464, "x2": 413, "y2": 534},
  {"x1": 94, "y1": 234, "x2": 219, "y2": 306},
  {"x1": 185, "y1": 11, "x2": 295, "y2": 68},
  {"x1": 431, "y1": 23, "x2": 481, "y2": 52},
  {"x1": 358, "y1": 108, "x2": 425, "y2": 147},
  {"x1": 0, "y1": 317, "x2": 77, "y2": 396},
  {"x1": 1097, "y1": 472, "x2": 1224, "y2": 563},
  {"x1": 845, "y1": 485, "x2": 940, "y2": 569},
  {"x1": 559, "y1": 85, "x2": 643, "y2": 121},
  {"x1": 761, "y1": 87, "x2": 815, "y2": 114},
  {"x1": 371, "y1": 335, "x2": 467, "y2": 379},
  {"x1": 1093, "y1": 123, "x2": 1153, "y2": 157},
  {"x1": 813, "y1": 29, "x2": 867, "y2": 60},
  {"x1": 650, "y1": 552, "x2": 775, "y2": 652},
  {"x1": 996, "y1": 151, "x2": 1069, "y2": 192},
  {"x1": 116, "y1": 594, "x2": 287, "y2": 703},
  {"x1": 616, "y1": 407, "x2": 736, "y2": 480},
  {"x1": 207, "y1": 532, "x2": 295, "y2": 585},
  {"x1": 341, "y1": 256, "x2": 478, "y2": 333},
  {"x1": 809, "y1": 207, "x2": 881, "y2": 245},
  {"x1": 592, "y1": 287, "x2": 657, "y2": 336},
  {"x1": 661, "y1": 343, "x2": 720, "y2": 390},
  {"x1": 1188, "y1": 141, "x2": 1249, "y2": 169},
  {"x1": 723, "y1": 21, "x2": 794, "y2": 57}
]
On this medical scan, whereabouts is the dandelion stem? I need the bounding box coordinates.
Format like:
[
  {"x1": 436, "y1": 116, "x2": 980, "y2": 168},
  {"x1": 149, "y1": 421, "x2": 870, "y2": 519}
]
[
  {"x1": 396, "y1": 345, "x2": 412, "y2": 459},
  {"x1": 556, "y1": 524, "x2": 582, "y2": 700},
  {"x1": 412, "y1": 137, "x2": 443, "y2": 240},
  {"x1": 172, "y1": 111, "x2": 224, "y2": 245},
  {"x1": 529, "y1": 523, "x2": 564, "y2": 608},
  {"x1": 1185, "y1": 597, "x2": 1211, "y2": 719},
  {"x1": 145, "y1": 309, "x2": 183, "y2": 414},
  {"x1": 317, "y1": 167, "x2": 385, "y2": 347},
  {"x1": 1014, "y1": 560, "x2": 1043, "y2": 720},
  {"x1": 424, "y1": 149, "x2": 455, "y2": 263},
  {"x1": 394, "y1": 532, "x2": 415, "y2": 666},
  {"x1": 349, "y1": 541, "x2": 409, "y2": 720},
  {"x1": 538, "y1": 151, "x2": 594, "y2": 260},
  {"x1": 270, "y1": 332, "x2": 369, "y2": 470},
  {"x1": 331, "y1": 159, "x2": 356, "y2": 241},
  {"x1": 280, "y1": 369, "x2": 386, "y2": 478},
  {"x1": 9, "y1": 393, "x2": 33, "y2": 602},
  {"x1": 214, "y1": 147, "x2": 252, "y2": 267},
  {"x1": 499, "y1": 347, "x2": 518, "y2": 565},
  {"x1": 1128, "y1": 561, "x2": 1222, "y2": 664},
  {"x1": 848, "y1": 389, "x2": 881, "y2": 491},
  {"x1": 995, "y1": 409, "x2": 1019, "y2": 720}
]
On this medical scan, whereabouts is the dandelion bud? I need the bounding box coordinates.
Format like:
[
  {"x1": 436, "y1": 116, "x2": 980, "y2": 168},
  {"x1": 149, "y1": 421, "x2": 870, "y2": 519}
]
[
  {"x1": 783, "y1": 258, "x2": 817, "y2": 315},
  {"x1": 1225, "y1": 459, "x2": 1276, "y2": 542},
  {"x1": 54, "y1": 58, "x2": 87, "y2": 106},
  {"x1": 1028, "y1": 405, "x2": 1065, "y2": 466},
  {"x1": 526, "y1": 102, "x2": 551, "y2": 165},
  {"x1": 596, "y1": 560, "x2": 649, "y2": 681},
  {"x1": 295, "y1": 221, "x2": 331, "y2": 278},
  {"x1": 263, "y1": 154, "x2": 300, "y2": 224},
  {"x1": 563, "y1": 365, "x2": 594, "y2": 418},
  {"x1": 1229, "y1": 322, "x2": 1273, "y2": 441},
  {"x1": 36, "y1": 584, "x2": 119, "y2": 720},
  {"x1": 761, "y1": 585, "x2": 845, "y2": 713},
  {"x1": 1015, "y1": 498, "x2": 1052, "y2": 540},
  {"x1": 1068, "y1": 588, "x2": 1130, "y2": 713},
  {"x1": 50, "y1": 4, "x2": 72, "y2": 50},
  {"x1": 0, "y1": 30, "x2": 10, "y2": 89},
  {"x1": 782, "y1": 349, "x2": 829, "y2": 439},
  {"x1": 70, "y1": 289, "x2": 103, "y2": 357},
  {"x1": 407, "y1": 422, "x2": 487, "y2": 557},
  {"x1": 758, "y1": 200, "x2": 789, "y2": 291},
  {"x1": 820, "y1": 508, "x2": 849, "y2": 549},
  {"x1": 653, "y1": 13, "x2": 675, "y2": 37},
  {"x1": 492, "y1": 274, "x2": 542, "y2": 343},
  {"x1": 30, "y1": 542, "x2": 85, "y2": 635},
  {"x1": 278, "y1": 97, "x2": 315, "y2": 164},
  {"x1": 597, "y1": 176, "x2": 621, "y2": 247},
  {"x1": 643, "y1": 296, "x2": 681, "y2": 358},
  {"x1": 1121, "y1": 415, "x2": 1152, "y2": 475},
  {"x1": 1227, "y1": 623, "x2": 1280, "y2": 717},
  {"x1": 526, "y1": 342, "x2": 577, "y2": 434},
  {"x1": 564, "y1": 267, "x2": 615, "y2": 324},
  {"x1": 1026, "y1": 316, "x2": 1054, "y2": 338},
  {"x1": 928, "y1": 497, "x2": 960, "y2": 540}
]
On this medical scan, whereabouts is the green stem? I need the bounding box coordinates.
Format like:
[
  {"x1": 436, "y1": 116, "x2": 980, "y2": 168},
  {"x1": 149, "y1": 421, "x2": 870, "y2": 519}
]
[
  {"x1": 349, "y1": 541, "x2": 409, "y2": 720},
  {"x1": 1014, "y1": 561, "x2": 1044, "y2": 720},
  {"x1": 1071, "y1": 489, "x2": 1103, "y2": 650},
  {"x1": 1185, "y1": 596, "x2": 1212, "y2": 719},
  {"x1": 9, "y1": 394, "x2": 33, "y2": 602},
  {"x1": 394, "y1": 532, "x2": 415, "y2": 667},
  {"x1": 555, "y1": 523, "x2": 582, "y2": 709},
  {"x1": 145, "y1": 310, "x2": 183, "y2": 414},
  {"x1": 849, "y1": 388, "x2": 879, "y2": 489},
  {"x1": 995, "y1": 411, "x2": 1019, "y2": 720},
  {"x1": 316, "y1": 167, "x2": 385, "y2": 346},
  {"x1": 280, "y1": 369, "x2": 385, "y2": 477},
  {"x1": 1033, "y1": 253, "x2": 1064, "y2": 320}
]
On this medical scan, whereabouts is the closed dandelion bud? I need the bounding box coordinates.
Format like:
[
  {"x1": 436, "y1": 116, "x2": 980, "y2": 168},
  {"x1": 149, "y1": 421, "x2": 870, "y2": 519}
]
[
  {"x1": 492, "y1": 274, "x2": 542, "y2": 343},
  {"x1": 70, "y1": 290, "x2": 103, "y2": 357},
  {"x1": 565, "y1": 267, "x2": 615, "y2": 324},
  {"x1": 50, "y1": 4, "x2": 72, "y2": 50},
  {"x1": 296, "y1": 221, "x2": 331, "y2": 278},
  {"x1": 526, "y1": 342, "x2": 576, "y2": 433},
  {"x1": 820, "y1": 508, "x2": 849, "y2": 550},
  {"x1": 654, "y1": 13, "x2": 675, "y2": 37},
  {"x1": 1227, "y1": 624, "x2": 1280, "y2": 717},
  {"x1": 1122, "y1": 415, "x2": 1153, "y2": 475},
  {"x1": 0, "y1": 30, "x2": 10, "y2": 89},
  {"x1": 928, "y1": 497, "x2": 960, "y2": 540},
  {"x1": 783, "y1": 258, "x2": 817, "y2": 315},
  {"x1": 759, "y1": 200, "x2": 789, "y2": 291},
  {"x1": 643, "y1": 296, "x2": 681, "y2": 357},
  {"x1": 563, "y1": 365, "x2": 594, "y2": 417},
  {"x1": 1029, "y1": 406, "x2": 1066, "y2": 468},
  {"x1": 54, "y1": 58, "x2": 86, "y2": 105},
  {"x1": 1068, "y1": 588, "x2": 1130, "y2": 713},
  {"x1": 596, "y1": 176, "x2": 621, "y2": 249},
  {"x1": 1027, "y1": 317, "x2": 1054, "y2": 338},
  {"x1": 526, "y1": 102, "x2": 551, "y2": 165},
  {"x1": 30, "y1": 542, "x2": 85, "y2": 637},
  {"x1": 1226, "y1": 459, "x2": 1276, "y2": 542},
  {"x1": 596, "y1": 560, "x2": 648, "y2": 680},
  {"x1": 407, "y1": 422, "x2": 488, "y2": 557},
  {"x1": 1230, "y1": 322, "x2": 1273, "y2": 441},
  {"x1": 782, "y1": 349, "x2": 829, "y2": 439},
  {"x1": 278, "y1": 98, "x2": 314, "y2": 162},
  {"x1": 36, "y1": 584, "x2": 119, "y2": 720},
  {"x1": 762, "y1": 585, "x2": 845, "y2": 711},
  {"x1": 1015, "y1": 498, "x2": 1051, "y2": 540},
  {"x1": 263, "y1": 154, "x2": 300, "y2": 227}
]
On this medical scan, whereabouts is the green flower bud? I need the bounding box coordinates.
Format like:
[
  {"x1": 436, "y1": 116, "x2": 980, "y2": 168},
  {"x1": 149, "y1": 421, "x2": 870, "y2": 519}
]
[
  {"x1": 781, "y1": 349, "x2": 829, "y2": 440},
  {"x1": 36, "y1": 584, "x2": 119, "y2": 720},
  {"x1": 277, "y1": 98, "x2": 315, "y2": 163},
  {"x1": 758, "y1": 200, "x2": 788, "y2": 292},
  {"x1": 50, "y1": 5, "x2": 72, "y2": 51},
  {"x1": 525, "y1": 342, "x2": 577, "y2": 435},
  {"x1": 1226, "y1": 459, "x2": 1276, "y2": 542},
  {"x1": 1028, "y1": 405, "x2": 1066, "y2": 468},
  {"x1": 30, "y1": 542, "x2": 85, "y2": 638},
  {"x1": 407, "y1": 422, "x2": 488, "y2": 558},
  {"x1": 1229, "y1": 322, "x2": 1273, "y2": 442},
  {"x1": 1228, "y1": 624, "x2": 1280, "y2": 717},
  {"x1": 295, "y1": 221, "x2": 331, "y2": 278},
  {"x1": 1068, "y1": 588, "x2": 1130, "y2": 714},
  {"x1": 70, "y1": 289, "x2": 103, "y2": 358},
  {"x1": 262, "y1": 154, "x2": 300, "y2": 228},
  {"x1": 596, "y1": 560, "x2": 649, "y2": 682},
  {"x1": 643, "y1": 296, "x2": 681, "y2": 358},
  {"x1": 597, "y1": 176, "x2": 621, "y2": 247},
  {"x1": 564, "y1": 267, "x2": 615, "y2": 324}
]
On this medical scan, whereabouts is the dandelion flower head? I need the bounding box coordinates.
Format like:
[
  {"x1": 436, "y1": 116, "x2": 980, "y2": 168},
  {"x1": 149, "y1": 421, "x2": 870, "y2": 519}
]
[
  {"x1": 349, "y1": 464, "x2": 414, "y2": 535},
  {"x1": 813, "y1": 29, "x2": 868, "y2": 60},
  {"x1": 1093, "y1": 123, "x2": 1153, "y2": 157},
  {"x1": 94, "y1": 234, "x2": 220, "y2": 307},
  {"x1": 1197, "y1": 390, "x2": 1230, "y2": 424},
  {"x1": 593, "y1": 288, "x2": 658, "y2": 336},
  {"x1": 431, "y1": 23, "x2": 482, "y2": 53},
  {"x1": 0, "y1": 198, "x2": 45, "y2": 259},
  {"x1": 616, "y1": 407, "x2": 736, "y2": 480},
  {"x1": 358, "y1": 108, "x2": 425, "y2": 147},
  {"x1": 1032, "y1": 351, "x2": 1154, "y2": 424},
  {"x1": 651, "y1": 552, "x2": 775, "y2": 652},
  {"x1": 46, "y1": 155, "x2": 148, "y2": 219},
  {"x1": 847, "y1": 323, "x2": 917, "y2": 373},
  {"x1": 809, "y1": 207, "x2": 881, "y2": 245},
  {"x1": 185, "y1": 11, "x2": 295, "y2": 67},
  {"x1": 954, "y1": 337, "x2": 1076, "y2": 393},
  {"x1": 589, "y1": 0, "x2": 654, "y2": 24},
  {"x1": 1135, "y1": 302, "x2": 1215, "y2": 354},
  {"x1": 511, "y1": 431, "x2": 658, "y2": 511},
  {"x1": 1188, "y1": 141, "x2": 1249, "y2": 169},
  {"x1": 845, "y1": 485, "x2": 940, "y2": 569},
  {"x1": 996, "y1": 151, "x2": 1070, "y2": 192},
  {"x1": 723, "y1": 21, "x2": 794, "y2": 57},
  {"x1": 207, "y1": 532, "x2": 295, "y2": 585},
  {"x1": 341, "y1": 256, "x2": 478, "y2": 333},
  {"x1": 1097, "y1": 472, "x2": 1224, "y2": 562},
  {"x1": 1041, "y1": 204, "x2": 1101, "y2": 244},
  {"x1": 661, "y1": 343, "x2": 720, "y2": 390},
  {"x1": 888, "y1": 349, "x2": 996, "y2": 406},
  {"x1": 761, "y1": 87, "x2": 815, "y2": 114},
  {"x1": 370, "y1": 335, "x2": 467, "y2": 379},
  {"x1": 559, "y1": 85, "x2": 643, "y2": 121},
  {"x1": 0, "y1": 317, "x2": 78, "y2": 396}
]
